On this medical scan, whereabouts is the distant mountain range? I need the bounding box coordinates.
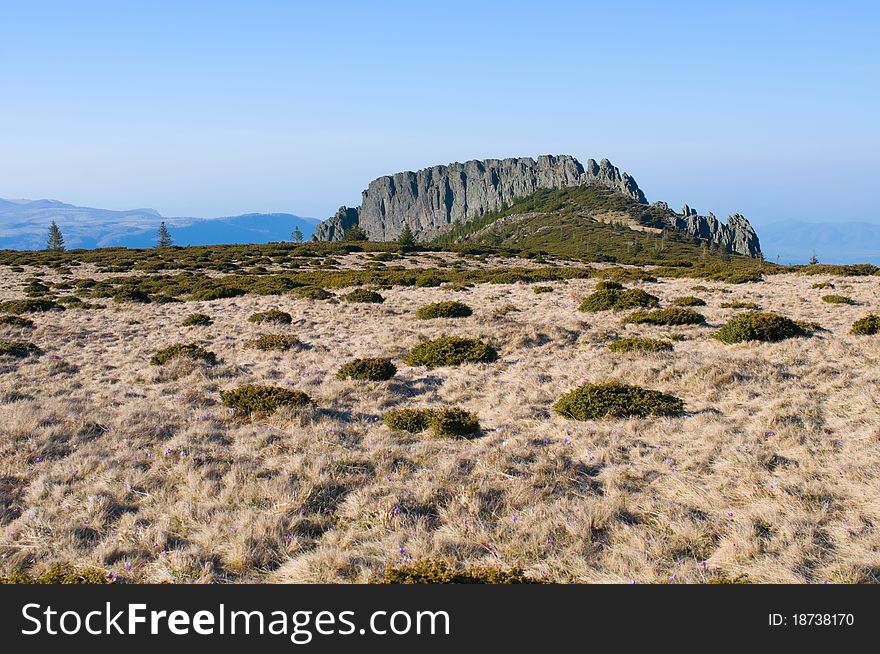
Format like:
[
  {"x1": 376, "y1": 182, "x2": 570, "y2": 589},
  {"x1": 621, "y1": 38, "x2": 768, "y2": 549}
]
[
  {"x1": 0, "y1": 198, "x2": 318, "y2": 250},
  {"x1": 757, "y1": 220, "x2": 880, "y2": 265}
]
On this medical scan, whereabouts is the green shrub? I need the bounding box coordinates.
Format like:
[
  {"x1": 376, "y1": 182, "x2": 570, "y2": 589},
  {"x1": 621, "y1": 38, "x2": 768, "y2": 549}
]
[
  {"x1": 112, "y1": 288, "x2": 151, "y2": 303},
  {"x1": 248, "y1": 309, "x2": 292, "y2": 324},
  {"x1": 378, "y1": 560, "x2": 539, "y2": 584},
  {"x1": 720, "y1": 301, "x2": 761, "y2": 310},
  {"x1": 0, "y1": 341, "x2": 41, "y2": 358},
  {"x1": 821, "y1": 294, "x2": 855, "y2": 305},
  {"x1": 190, "y1": 286, "x2": 246, "y2": 301},
  {"x1": 0, "y1": 316, "x2": 34, "y2": 328},
  {"x1": 337, "y1": 357, "x2": 397, "y2": 381},
  {"x1": 220, "y1": 384, "x2": 313, "y2": 416},
  {"x1": 416, "y1": 301, "x2": 473, "y2": 319},
  {"x1": 150, "y1": 343, "x2": 217, "y2": 366},
  {"x1": 246, "y1": 334, "x2": 303, "y2": 351},
  {"x1": 673, "y1": 296, "x2": 706, "y2": 307},
  {"x1": 383, "y1": 407, "x2": 480, "y2": 438},
  {"x1": 294, "y1": 286, "x2": 333, "y2": 300},
  {"x1": 533, "y1": 286, "x2": 554, "y2": 294},
  {"x1": 553, "y1": 382, "x2": 684, "y2": 419},
  {"x1": 595, "y1": 280, "x2": 624, "y2": 291},
  {"x1": 341, "y1": 289, "x2": 384, "y2": 303},
  {"x1": 811, "y1": 282, "x2": 834, "y2": 289},
  {"x1": 608, "y1": 337, "x2": 674, "y2": 353},
  {"x1": 0, "y1": 298, "x2": 59, "y2": 314},
  {"x1": 404, "y1": 337, "x2": 498, "y2": 368},
  {"x1": 0, "y1": 563, "x2": 113, "y2": 585},
  {"x1": 715, "y1": 312, "x2": 806, "y2": 343},
  {"x1": 579, "y1": 288, "x2": 659, "y2": 312},
  {"x1": 182, "y1": 313, "x2": 213, "y2": 326},
  {"x1": 624, "y1": 308, "x2": 706, "y2": 325},
  {"x1": 851, "y1": 313, "x2": 880, "y2": 335}
]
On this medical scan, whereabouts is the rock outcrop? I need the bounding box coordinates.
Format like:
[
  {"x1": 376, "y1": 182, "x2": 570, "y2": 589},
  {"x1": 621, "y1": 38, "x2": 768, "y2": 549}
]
[{"x1": 313, "y1": 154, "x2": 761, "y2": 257}]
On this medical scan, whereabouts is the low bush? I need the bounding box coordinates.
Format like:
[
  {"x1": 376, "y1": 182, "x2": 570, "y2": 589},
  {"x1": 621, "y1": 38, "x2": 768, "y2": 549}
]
[
  {"x1": 248, "y1": 309, "x2": 292, "y2": 324},
  {"x1": 623, "y1": 308, "x2": 706, "y2": 325},
  {"x1": 851, "y1": 313, "x2": 880, "y2": 335},
  {"x1": 182, "y1": 313, "x2": 213, "y2": 326},
  {"x1": 595, "y1": 280, "x2": 624, "y2": 291},
  {"x1": 0, "y1": 316, "x2": 34, "y2": 328},
  {"x1": 608, "y1": 337, "x2": 674, "y2": 353},
  {"x1": 673, "y1": 296, "x2": 706, "y2": 307},
  {"x1": 579, "y1": 288, "x2": 659, "y2": 312},
  {"x1": 720, "y1": 301, "x2": 761, "y2": 310},
  {"x1": 553, "y1": 382, "x2": 684, "y2": 419},
  {"x1": 337, "y1": 357, "x2": 397, "y2": 381},
  {"x1": 246, "y1": 334, "x2": 303, "y2": 351},
  {"x1": 220, "y1": 384, "x2": 313, "y2": 416},
  {"x1": 150, "y1": 343, "x2": 217, "y2": 366},
  {"x1": 0, "y1": 298, "x2": 59, "y2": 314},
  {"x1": 294, "y1": 286, "x2": 334, "y2": 300},
  {"x1": 715, "y1": 312, "x2": 806, "y2": 343},
  {"x1": 0, "y1": 563, "x2": 113, "y2": 585},
  {"x1": 383, "y1": 407, "x2": 480, "y2": 438},
  {"x1": 811, "y1": 282, "x2": 834, "y2": 289},
  {"x1": 821, "y1": 294, "x2": 855, "y2": 305},
  {"x1": 416, "y1": 301, "x2": 473, "y2": 319},
  {"x1": 0, "y1": 341, "x2": 41, "y2": 358},
  {"x1": 341, "y1": 289, "x2": 385, "y2": 303},
  {"x1": 378, "y1": 560, "x2": 539, "y2": 584},
  {"x1": 112, "y1": 288, "x2": 151, "y2": 304},
  {"x1": 404, "y1": 337, "x2": 498, "y2": 368},
  {"x1": 190, "y1": 286, "x2": 246, "y2": 301},
  {"x1": 533, "y1": 286, "x2": 554, "y2": 294}
]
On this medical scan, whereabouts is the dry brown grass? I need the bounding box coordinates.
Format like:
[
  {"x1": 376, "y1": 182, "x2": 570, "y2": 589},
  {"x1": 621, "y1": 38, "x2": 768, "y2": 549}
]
[{"x1": 1, "y1": 260, "x2": 880, "y2": 584}]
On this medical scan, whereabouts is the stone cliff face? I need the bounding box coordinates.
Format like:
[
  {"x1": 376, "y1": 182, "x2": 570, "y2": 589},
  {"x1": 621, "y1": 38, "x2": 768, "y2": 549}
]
[{"x1": 313, "y1": 154, "x2": 761, "y2": 257}]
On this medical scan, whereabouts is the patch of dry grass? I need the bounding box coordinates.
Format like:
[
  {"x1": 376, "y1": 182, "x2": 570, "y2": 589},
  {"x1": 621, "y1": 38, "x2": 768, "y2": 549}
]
[{"x1": 1, "y1": 262, "x2": 879, "y2": 583}]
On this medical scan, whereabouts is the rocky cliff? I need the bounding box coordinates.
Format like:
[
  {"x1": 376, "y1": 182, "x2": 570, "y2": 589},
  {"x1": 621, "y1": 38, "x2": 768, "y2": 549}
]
[{"x1": 313, "y1": 154, "x2": 761, "y2": 257}]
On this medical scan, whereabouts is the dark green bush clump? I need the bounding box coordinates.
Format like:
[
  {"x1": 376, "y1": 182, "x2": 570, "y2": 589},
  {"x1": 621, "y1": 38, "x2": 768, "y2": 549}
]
[
  {"x1": 246, "y1": 334, "x2": 303, "y2": 351},
  {"x1": 851, "y1": 313, "x2": 880, "y2": 335},
  {"x1": 714, "y1": 312, "x2": 806, "y2": 343},
  {"x1": 608, "y1": 337, "x2": 674, "y2": 353},
  {"x1": 0, "y1": 316, "x2": 34, "y2": 328},
  {"x1": 595, "y1": 280, "x2": 624, "y2": 291},
  {"x1": 720, "y1": 301, "x2": 761, "y2": 310},
  {"x1": 579, "y1": 288, "x2": 659, "y2": 312},
  {"x1": 182, "y1": 313, "x2": 213, "y2": 326},
  {"x1": 0, "y1": 341, "x2": 41, "y2": 358},
  {"x1": 0, "y1": 298, "x2": 59, "y2": 314},
  {"x1": 416, "y1": 301, "x2": 473, "y2": 319},
  {"x1": 0, "y1": 563, "x2": 113, "y2": 585},
  {"x1": 220, "y1": 384, "x2": 313, "y2": 416},
  {"x1": 624, "y1": 308, "x2": 706, "y2": 326},
  {"x1": 112, "y1": 288, "x2": 151, "y2": 304},
  {"x1": 337, "y1": 357, "x2": 396, "y2": 381},
  {"x1": 294, "y1": 286, "x2": 333, "y2": 300},
  {"x1": 404, "y1": 337, "x2": 498, "y2": 368},
  {"x1": 673, "y1": 296, "x2": 706, "y2": 307},
  {"x1": 383, "y1": 408, "x2": 480, "y2": 438},
  {"x1": 341, "y1": 289, "x2": 384, "y2": 303},
  {"x1": 150, "y1": 343, "x2": 217, "y2": 366},
  {"x1": 821, "y1": 294, "x2": 855, "y2": 305},
  {"x1": 553, "y1": 382, "x2": 684, "y2": 420},
  {"x1": 248, "y1": 309, "x2": 292, "y2": 325},
  {"x1": 533, "y1": 286, "x2": 554, "y2": 294},
  {"x1": 379, "y1": 560, "x2": 539, "y2": 584}
]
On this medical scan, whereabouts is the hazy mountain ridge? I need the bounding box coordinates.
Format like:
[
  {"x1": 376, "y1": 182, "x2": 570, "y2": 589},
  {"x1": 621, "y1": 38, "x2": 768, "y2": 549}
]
[{"x1": 0, "y1": 199, "x2": 318, "y2": 249}]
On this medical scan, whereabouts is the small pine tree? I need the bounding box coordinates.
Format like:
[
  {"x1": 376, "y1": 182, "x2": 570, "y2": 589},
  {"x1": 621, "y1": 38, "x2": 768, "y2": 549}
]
[
  {"x1": 342, "y1": 225, "x2": 368, "y2": 242},
  {"x1": 808, "y1": 250, "x2": 818, "y2": 266},
  {"x1": 157, "y1": 222, "x2": 173, "y2": 247},
  {"x1": 46, "y1": 221, "x2": 65, "y2": 251},
  {"x1": 398, "y1": 223, "x2": 416, "y2": 247},
  {"x1": 292, "y1": 225, "x2": 303, "y2": 243}
]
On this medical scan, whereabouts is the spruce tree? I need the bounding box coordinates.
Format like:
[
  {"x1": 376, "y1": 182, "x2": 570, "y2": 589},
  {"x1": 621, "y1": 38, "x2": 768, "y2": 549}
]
[
  {"x1": 157, "y1": 222, "x2": 173, "y2": 247},
  {"x1": 292, "y1": 225, "x2": 303, "y2": 242},
  {"x1": 46, "y1": 221, "x2": 65, "y2": 251},
  {"x1": 398, "y1": 223, "x2": 416, "y2": 247}
]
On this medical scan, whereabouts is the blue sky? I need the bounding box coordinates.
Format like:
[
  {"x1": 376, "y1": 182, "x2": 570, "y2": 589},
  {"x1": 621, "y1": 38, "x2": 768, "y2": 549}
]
[{"x1": 0, "y1": 1, "x2": 877, "y2": 227}]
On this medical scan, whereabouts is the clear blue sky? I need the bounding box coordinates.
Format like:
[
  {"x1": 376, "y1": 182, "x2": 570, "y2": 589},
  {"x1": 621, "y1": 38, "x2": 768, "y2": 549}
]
[{"x1": 0, "y1": 0, "x2": 877, "y2": 227}]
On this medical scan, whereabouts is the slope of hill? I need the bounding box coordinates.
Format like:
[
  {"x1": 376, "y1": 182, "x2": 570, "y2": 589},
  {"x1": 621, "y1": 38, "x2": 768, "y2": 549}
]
[{"x1": 0, "y1": 199, "x2": 318, "y2": 249}]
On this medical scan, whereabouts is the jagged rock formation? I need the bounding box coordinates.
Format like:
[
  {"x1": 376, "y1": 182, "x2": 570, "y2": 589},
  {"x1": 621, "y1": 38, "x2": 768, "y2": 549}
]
[{"x1": 313, "y1": 154, "x2": 761, "y2": 257}]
